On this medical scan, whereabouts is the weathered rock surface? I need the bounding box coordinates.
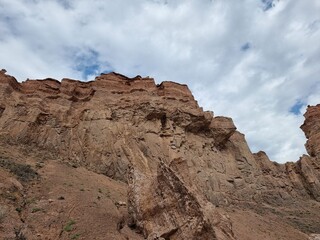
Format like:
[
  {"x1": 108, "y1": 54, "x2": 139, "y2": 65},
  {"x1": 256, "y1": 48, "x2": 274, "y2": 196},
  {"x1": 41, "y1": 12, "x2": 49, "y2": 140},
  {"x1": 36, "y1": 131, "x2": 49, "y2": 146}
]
[
  {"x1": 301, "y1": 104, "x2": 320, "y2": 159},
  {"x1": 0, "y1": 70, "x2": 319, "y2": 239}
]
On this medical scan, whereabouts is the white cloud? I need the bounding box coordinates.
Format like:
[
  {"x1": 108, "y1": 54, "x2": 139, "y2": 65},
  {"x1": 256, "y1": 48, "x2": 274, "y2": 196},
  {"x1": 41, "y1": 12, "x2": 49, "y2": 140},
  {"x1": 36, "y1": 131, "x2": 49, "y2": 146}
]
[{"x1": 0, "y1": 0, "x2": 319, "y2": 162}]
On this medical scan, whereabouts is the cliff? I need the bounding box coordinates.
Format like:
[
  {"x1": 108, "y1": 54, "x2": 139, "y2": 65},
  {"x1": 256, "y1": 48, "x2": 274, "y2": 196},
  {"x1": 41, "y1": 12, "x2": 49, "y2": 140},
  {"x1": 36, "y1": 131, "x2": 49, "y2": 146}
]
[{"x1": 0, "y1": 70, "x2": 319, "y2": 240}]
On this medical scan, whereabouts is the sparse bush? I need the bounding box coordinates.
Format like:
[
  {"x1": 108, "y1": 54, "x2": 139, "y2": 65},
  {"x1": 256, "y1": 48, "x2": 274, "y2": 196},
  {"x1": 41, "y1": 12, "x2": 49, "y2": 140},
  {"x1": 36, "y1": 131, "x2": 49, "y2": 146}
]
[
  {"x1": 31, "y1": 208, "x2": 42, "y2": 213},
  {"x1": 71, "y1": 233, "x2": 81, "y2": 239},
  {"x1": 64, "y1": 220, "x2": 76, "y2": 232},
  {"x1": 0, "y1": 158, "x2": 38, "y2": 181}
]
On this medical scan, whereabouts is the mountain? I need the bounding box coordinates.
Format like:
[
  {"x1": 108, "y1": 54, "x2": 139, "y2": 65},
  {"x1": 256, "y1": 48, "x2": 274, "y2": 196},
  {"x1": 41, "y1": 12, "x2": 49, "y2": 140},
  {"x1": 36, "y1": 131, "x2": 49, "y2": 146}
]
[{"x1": 0, "y1": 69, "x2": 319, "y2": 240}]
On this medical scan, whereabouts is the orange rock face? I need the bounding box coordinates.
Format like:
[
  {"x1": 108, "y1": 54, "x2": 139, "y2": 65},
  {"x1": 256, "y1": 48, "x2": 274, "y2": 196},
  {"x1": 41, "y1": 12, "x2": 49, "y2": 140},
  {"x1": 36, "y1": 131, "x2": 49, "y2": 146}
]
[
  {"x1": 301, "y1": 104, "x2": 320, "y2": 159},
  {"x1": 0, "y1": 70, "x2": 319, "y2": 240}
]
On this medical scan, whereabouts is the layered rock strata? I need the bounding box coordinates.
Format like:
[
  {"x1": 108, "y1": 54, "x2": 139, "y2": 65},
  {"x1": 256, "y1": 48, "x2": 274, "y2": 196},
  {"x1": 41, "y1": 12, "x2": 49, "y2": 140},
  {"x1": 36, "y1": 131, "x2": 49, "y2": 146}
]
[{"x1": 0, "y1": 70, "x2": 319, "y2": 239}]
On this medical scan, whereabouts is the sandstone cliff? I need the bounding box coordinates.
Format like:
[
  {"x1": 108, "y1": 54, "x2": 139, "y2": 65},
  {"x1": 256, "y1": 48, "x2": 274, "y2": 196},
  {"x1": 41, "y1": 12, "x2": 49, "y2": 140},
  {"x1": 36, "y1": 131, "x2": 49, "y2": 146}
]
[{"x1": 0, "y1": 70, "x2": 319, "y2": 240}]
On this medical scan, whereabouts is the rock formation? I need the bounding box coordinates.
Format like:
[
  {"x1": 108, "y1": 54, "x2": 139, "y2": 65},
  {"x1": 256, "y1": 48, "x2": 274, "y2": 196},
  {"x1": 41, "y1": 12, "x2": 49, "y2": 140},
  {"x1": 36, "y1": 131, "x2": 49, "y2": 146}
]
[{"x1": 0, "y1": 70, "x2": 319, "y2": 239}]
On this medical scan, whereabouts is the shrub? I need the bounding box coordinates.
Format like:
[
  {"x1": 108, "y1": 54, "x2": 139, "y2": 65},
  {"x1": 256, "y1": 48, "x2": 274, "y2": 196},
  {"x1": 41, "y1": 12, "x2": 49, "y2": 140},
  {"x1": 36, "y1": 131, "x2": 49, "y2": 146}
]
[
  {"x1": 31, "y1": 208, "x2": 42, "y2": 213},
  {"x1": 71, "y1": 233, "x2": 81, "y2": 239},
  {"x1": 0, "y1": 158, "x2": 38, "y2": 181},
  {"x1": 64, "y1": 220, "x2": 76, "y2": 232}
]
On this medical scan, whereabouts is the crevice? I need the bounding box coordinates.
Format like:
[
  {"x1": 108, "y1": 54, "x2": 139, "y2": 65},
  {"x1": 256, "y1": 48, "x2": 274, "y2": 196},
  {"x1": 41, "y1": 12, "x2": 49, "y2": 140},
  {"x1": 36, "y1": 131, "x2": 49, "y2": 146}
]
[
  {"x1": 161, "y1": 114, "x2": 167, "y2": 129},
  {"x1": 0, "y1": 106, "x2": 5, "y2": 117},
  {"x1": 160, "y1": 227, "x2": 178, "y2": 239}
]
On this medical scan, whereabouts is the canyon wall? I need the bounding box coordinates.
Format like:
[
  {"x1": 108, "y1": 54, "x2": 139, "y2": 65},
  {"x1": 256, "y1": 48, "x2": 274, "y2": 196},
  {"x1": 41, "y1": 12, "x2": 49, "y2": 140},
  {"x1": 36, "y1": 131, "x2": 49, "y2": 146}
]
[{"x1": 0, "y1": 70, "x2": 319, "y2": 239}]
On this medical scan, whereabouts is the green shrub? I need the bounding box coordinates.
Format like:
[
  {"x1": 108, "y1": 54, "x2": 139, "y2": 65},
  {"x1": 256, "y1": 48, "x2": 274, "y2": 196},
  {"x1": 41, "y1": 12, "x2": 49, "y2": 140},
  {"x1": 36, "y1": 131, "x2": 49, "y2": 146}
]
[
  {"x1": 0, "y1": 158, "x2": 38, "y2": 181},
  {"x1": 31, "y1": 208, "x2": 42, "y2": 213},
  {"x1": 64, "y1": 220, "x2": 76, "y2": 232},
  {"x1": 71, "y1": 233, "x2": 81, "y2": 239}
]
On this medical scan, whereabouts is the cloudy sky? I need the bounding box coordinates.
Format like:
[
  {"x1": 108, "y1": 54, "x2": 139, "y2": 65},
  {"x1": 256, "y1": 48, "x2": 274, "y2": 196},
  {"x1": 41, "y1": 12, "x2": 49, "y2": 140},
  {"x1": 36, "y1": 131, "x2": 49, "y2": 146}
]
[{"x1": 0, "y1": 0, "x2": 319, "y2": 163}]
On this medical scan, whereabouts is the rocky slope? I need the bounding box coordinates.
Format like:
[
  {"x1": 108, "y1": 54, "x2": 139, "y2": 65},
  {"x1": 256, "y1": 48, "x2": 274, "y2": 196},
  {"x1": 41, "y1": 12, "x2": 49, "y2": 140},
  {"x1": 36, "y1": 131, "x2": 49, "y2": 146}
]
[{"x1": 0, "y1": 69, "x2": 319, "y2": 239}]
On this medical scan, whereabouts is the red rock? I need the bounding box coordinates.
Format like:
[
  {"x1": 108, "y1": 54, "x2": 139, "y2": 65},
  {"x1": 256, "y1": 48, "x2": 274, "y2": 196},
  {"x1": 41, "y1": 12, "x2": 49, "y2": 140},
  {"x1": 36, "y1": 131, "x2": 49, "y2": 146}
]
[{"x1": 0, "y1": 70, "x2": 319, "y2": 239}]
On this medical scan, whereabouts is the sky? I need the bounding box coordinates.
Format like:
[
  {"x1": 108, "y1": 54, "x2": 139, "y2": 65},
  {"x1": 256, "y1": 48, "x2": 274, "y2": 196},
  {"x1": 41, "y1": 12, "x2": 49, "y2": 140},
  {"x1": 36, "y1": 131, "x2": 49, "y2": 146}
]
[{"x1": 0, "y1": 0, "x2": 319, "y2": 163}]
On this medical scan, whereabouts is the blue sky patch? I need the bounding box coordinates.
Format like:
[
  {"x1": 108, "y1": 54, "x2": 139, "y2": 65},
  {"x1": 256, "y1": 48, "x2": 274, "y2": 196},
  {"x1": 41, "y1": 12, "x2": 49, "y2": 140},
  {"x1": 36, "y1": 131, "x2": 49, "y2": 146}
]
[
  {"x1": 290, "y1": 100, "x2": 305, "y2": 115},
  {"x1": 261, "y1": 0, "x2": 274, "y2": 11},
  {"x1": 241, "y1": 42, "x2": 251, "y2": 51},
  {"x1": 74, "y1": 49, "x2": 100, "y2": 79},
  {"x1": 101, "y1": 69, "x2": 114, "y2": 74},
  {"x1": 73, "y1": 48, "x2": 115, "y2": 80},
  {"x1": 82, "y1": 64, "x2": 100, "y2": 78}
]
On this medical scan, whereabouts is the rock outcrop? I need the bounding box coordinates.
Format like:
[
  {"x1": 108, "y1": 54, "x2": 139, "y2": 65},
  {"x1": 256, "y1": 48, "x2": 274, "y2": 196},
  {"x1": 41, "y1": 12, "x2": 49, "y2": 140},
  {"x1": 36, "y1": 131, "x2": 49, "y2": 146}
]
[
  {"x1": 301, "y1": 104, "x2": 320, "y2": 159},
  {"x1": 0, "y1": 70, "x2": 319, "y2": 239}
]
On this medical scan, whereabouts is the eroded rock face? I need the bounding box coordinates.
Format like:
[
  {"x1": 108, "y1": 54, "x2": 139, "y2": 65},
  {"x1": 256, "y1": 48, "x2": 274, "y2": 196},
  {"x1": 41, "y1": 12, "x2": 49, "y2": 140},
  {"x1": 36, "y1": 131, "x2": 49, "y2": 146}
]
[
  {"x1": 301, "y1": 104, "x2": 320, "y2": 159},
  {"x1": 0, "y1": 70, "x2": 320, "y2": 239},
  {"x1": 128, "y1": 161, "x2": 218, "y2": 240}
]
